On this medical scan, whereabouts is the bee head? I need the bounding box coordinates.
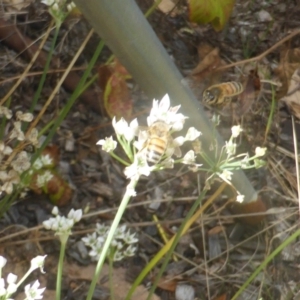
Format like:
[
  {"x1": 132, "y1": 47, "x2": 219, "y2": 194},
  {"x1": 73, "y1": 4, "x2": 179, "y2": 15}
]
[{"x1": 203, "y1": 88, "x2": 220, "y2": 104}]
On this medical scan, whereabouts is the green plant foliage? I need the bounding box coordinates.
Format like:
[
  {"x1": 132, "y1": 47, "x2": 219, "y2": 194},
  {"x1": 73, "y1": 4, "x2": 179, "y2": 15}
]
[{"x1": 188, "y1": 0, "x2": 236, "y2": 31}]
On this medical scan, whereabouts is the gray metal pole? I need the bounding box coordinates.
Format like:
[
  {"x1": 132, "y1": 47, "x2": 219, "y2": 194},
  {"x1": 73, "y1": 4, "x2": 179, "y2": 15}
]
[{"x1": 73, "y1": 0, "x2": 258, "y2": 203}]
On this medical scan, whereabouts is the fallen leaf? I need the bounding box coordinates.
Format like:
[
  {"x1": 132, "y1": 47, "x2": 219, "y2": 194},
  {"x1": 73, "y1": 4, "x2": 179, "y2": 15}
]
[
  {"x1": 153, "y1": 275, "x2": 177, "y2": 292},
  {"x1": 156, "y1": 0, "x2": 176, "y2": 14},
  {"x1": 65, "y1": 264, "x2": 161, "y2": 300},
  {"x1": 98, "y1": 59, "x2": 133, "y2": 121},
  {"x1": 187, "y1": 45, "x2": 225, "y2": 99},
  {"x1": 3, "y1": 0, "x2": 33, "y2": 11},
  {"x1": 236, "y1": 68, "x2": 261, "y2": 116},
  {"x1": 188, "y1": 0, "x2": 236, "y2": 31},
  {"x1": 191, "y1": 47, "x2": 221, "y2": 76},
  {"x1": 275, "y1": 47, "x2": 300, "y2": 99},
  {"x1": 281, "y1": 68, "x2": 300, "y2": 119}
]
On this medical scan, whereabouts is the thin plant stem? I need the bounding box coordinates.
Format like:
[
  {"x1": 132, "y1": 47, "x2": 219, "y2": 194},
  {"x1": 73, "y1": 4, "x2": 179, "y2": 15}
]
[
  {"x1": 264, "y1": 83, "x2": 276, "y2": 143},
  {"x1": 147, "y1": 188, "x2": 207, "y2": 300},
  {"x1": 86, "y1": 178, "x2": 138, "y2": 300},
  {"x1": 291, "y1": 115, "x2": 300, "y2": 211},
  {"x1": 231, "y1": 228, "x2": 300, "y2": 300},
  {"x1": 31, "y1": 36, "x2": 104, "y2": 163},
  {"x1": 0, "y1": 20, "x2": 55, "y2": 105},
  {"x1": 29, "y1": 26, "x2": 60, "y2": 113},
  {"x1": 126, "y1": 182, "x2": 227, "y2": 299},
  {"x1": 110, "y1": 151, "x2": 130, "y2": 166},
  {"x1": 108, "y1": 255, "x2": 115, "y2": 300},
  {"x1": 56, "y1": 239, "x2": 67, "y2": 300}
]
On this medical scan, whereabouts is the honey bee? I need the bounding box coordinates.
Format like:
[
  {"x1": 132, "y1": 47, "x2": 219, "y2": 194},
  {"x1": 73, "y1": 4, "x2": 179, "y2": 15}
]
[
  {"x1": 142, "y1": 121, "x2": 180, "y2": 165},
  {"x1": 202, "y1": 82, "x2": 244, "y2": 105}
]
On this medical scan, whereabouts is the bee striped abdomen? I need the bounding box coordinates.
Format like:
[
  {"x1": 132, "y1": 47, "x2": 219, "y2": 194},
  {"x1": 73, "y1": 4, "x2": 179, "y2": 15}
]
[
  {"x1": 203, "y1": 82, "x2": 244, "y2": 105},
  {"x1": 146, "y1": 137, "x2": 167, "y2": 165}
]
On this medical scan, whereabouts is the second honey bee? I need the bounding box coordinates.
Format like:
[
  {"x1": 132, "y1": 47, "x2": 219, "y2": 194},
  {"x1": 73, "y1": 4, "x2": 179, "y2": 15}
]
[
  {"x1": 142, "y1": 121, "x2": 180, "y2": 165},
  {"x1": 202, "y1": 82, "x2": 244, "y2": 105}
]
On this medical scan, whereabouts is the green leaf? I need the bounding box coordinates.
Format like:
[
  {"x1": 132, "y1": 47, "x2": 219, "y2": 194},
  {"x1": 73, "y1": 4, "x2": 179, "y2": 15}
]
[{"x1": 188, "y1": 0, "x2": 236, "y2": 31}]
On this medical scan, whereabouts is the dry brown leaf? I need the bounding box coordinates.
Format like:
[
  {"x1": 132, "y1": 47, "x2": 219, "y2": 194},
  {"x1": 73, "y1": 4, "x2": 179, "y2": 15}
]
[
  {"x1": 236, "y1": 68, "x2": 261, "y2": 116},
  {"x1": 275, "y1": 48, "x2": 300, "y2": 99},
  {"x1": 281, "y1": 68, "x2": 300, "y2": 119},
  {"x1": 65, "y1": 264, "x2": 161, "y2": 300},
  {"x1": 191, "y1": 47, "x2": 221, "y2": 76},
  {"x1": 208, "y1": 225, "x2": 223, "y2": 235},
  {"x1": 3, "y1": 0, "x2": 33, "y2": 11},
  {"x1": 187, "y1": 44, "x2": 226, "y2": 99},
  {"x1": 157, "y1": 0, "x2": 176, "y2": 13}
]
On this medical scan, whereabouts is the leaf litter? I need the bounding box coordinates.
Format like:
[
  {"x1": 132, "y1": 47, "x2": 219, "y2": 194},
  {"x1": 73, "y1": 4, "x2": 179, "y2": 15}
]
[{"x1": 1, "y1": 0, "x2": 300, "y2": 299}]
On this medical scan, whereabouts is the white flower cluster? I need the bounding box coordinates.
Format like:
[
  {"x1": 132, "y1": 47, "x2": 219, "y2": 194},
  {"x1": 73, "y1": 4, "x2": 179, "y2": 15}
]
[
  {"x1": 41, "y1": 0, "x2": 76, "y2": 23},
  {"x1": 0, "y1": 255, "x2": 46, "y2": 300},
  {"x1": 43, "y1": 206, "x2": 82, "y2": 243},
  {"x1": 97, "y1": 95, "x2": 202, "y2": 179},
  {"x1": 30, "y1": 154, "x2": 54, "y2": 188},
  {"x1": 0, "y1": 108, "x2": 38, "y2": 194},
  {"x1": 82, "y1": 224, "x2": 138, "y2": 262},
  {"x1": 204, "y1": 124, "x2": 267, "y2": 191}
]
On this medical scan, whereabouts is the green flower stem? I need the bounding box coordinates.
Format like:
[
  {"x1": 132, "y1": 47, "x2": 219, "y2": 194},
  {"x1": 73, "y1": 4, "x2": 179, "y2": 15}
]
[
  {"x1": 14, "y1": 269, "x2": 32, "y2": 291},
  {"x1": 86, "y1": 177, "x2": 138, "y2": 300},
  {"x1": 108, "y1": 254, "x2": 115, "y2": 300},
  {"x1": 110, "y1": 151, "x2": 130, "y2": 166},
  {"x1": 56, "y1": 237, "x2": 67, "y2": 300},
  {"x1": 146, "y1": 188, "x2": 207, "y2": 300},
  {"x1": 29, "y1": 26, "x2": 60, "y2": 114},
  {"x1": 32, "y1": 38, "x2": 104, "y2": 163}
]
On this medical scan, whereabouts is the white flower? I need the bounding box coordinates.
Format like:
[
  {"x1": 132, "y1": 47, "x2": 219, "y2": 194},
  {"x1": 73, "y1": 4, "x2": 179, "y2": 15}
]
[
  {"x1": 6, "y1": 282, "x2": 17, "y2": 295},
  {"x1": 112, "y1": 117, "x2": 139, "y2": 141},
  {"x1": 67, "y1": 1, "x2": 76, "y2": 11},
  {"x1": 68, "y1": 208, "x2": 83, "y2": 222},
  {"x1": 0, "y1": 256, "x2": 7, "y2": 268},
  {"x1": 30, "y1": 255, "x2": 47, "y2": 273},
  {"x1": 182, "y1": 150, "x2": 196, "y2": 165},
  {"x1": 0, "y1": 106, "x2": 12, "y2": 119},
  {"x1": 24, "y1": 280, "x2": 45, "y2": 300},
  {"x1": 123, "y1": 244, "x2": 137, "y2": 257},
  {"x1": 3, "y1": 145, "x2": 12, "y2": 155},
  {"x1": 113, "y1": 251, "x2": 124, "y2": 261},
  {"x1": 97, "y1": 136, "x2": 117, "y2": 152},
  {"x1": 125, "y1": 119, "x2": 139, "y2": 141},
  {"x1": 52, "y1": 206, "x2": 59, "y2": 215},
  {"x1": 231, "y1": 125, "x2": 243, "y2": 138},
  {"x1": 255, "y1": 147, "x2": 267, "y2": 157},
  {"x1": 219, "y1": 170, "x2": 233, "y2": 182},
  {"x1": 6, "y1": 273, "x2": 17, "y2": 285},
  {"x1": 36, "y1": 170, "x2": 53, "y2": 188},
  {"x1": 41, "y1": 0, "x2": 55, "y2": 6},
  {"x1": 28, "y1": 128, "x2": 39, "y2": 145},
  {"x1": 124, "y1": 153, "x2": 152, "y2": 179},
  {"x1": 185, "y1": 127, "x2": 201, "y2": 141},
  {"x1": 16, "y1": 111, "x2": 33, "y2": 122},
  {"x1": 147, "y1": 94, "x2": 187, "y2": 129},
  {"x1": 122, "y1": 231, "x2": 139, "y2": 244},
  {"x1": 225, "y1": 140, "x2": 237, "y2": 156},
  {"x1": 11, "y1": 151, "x2": 31, "y2": 173},
  {"x1": 236, "y1": 194, "x2": 245, "y2": 203},
  {"x1": 10, "y1": 121, "x2": 25, "y2": 141},
  {"x1": 43, "y1": 208, "x2": 81, "y2": 240}
]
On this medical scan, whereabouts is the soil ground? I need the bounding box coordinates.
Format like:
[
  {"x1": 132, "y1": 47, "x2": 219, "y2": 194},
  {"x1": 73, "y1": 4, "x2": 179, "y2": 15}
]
[{"x1": 1, "y1": 0, "x2": 300, "y2": 299}]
